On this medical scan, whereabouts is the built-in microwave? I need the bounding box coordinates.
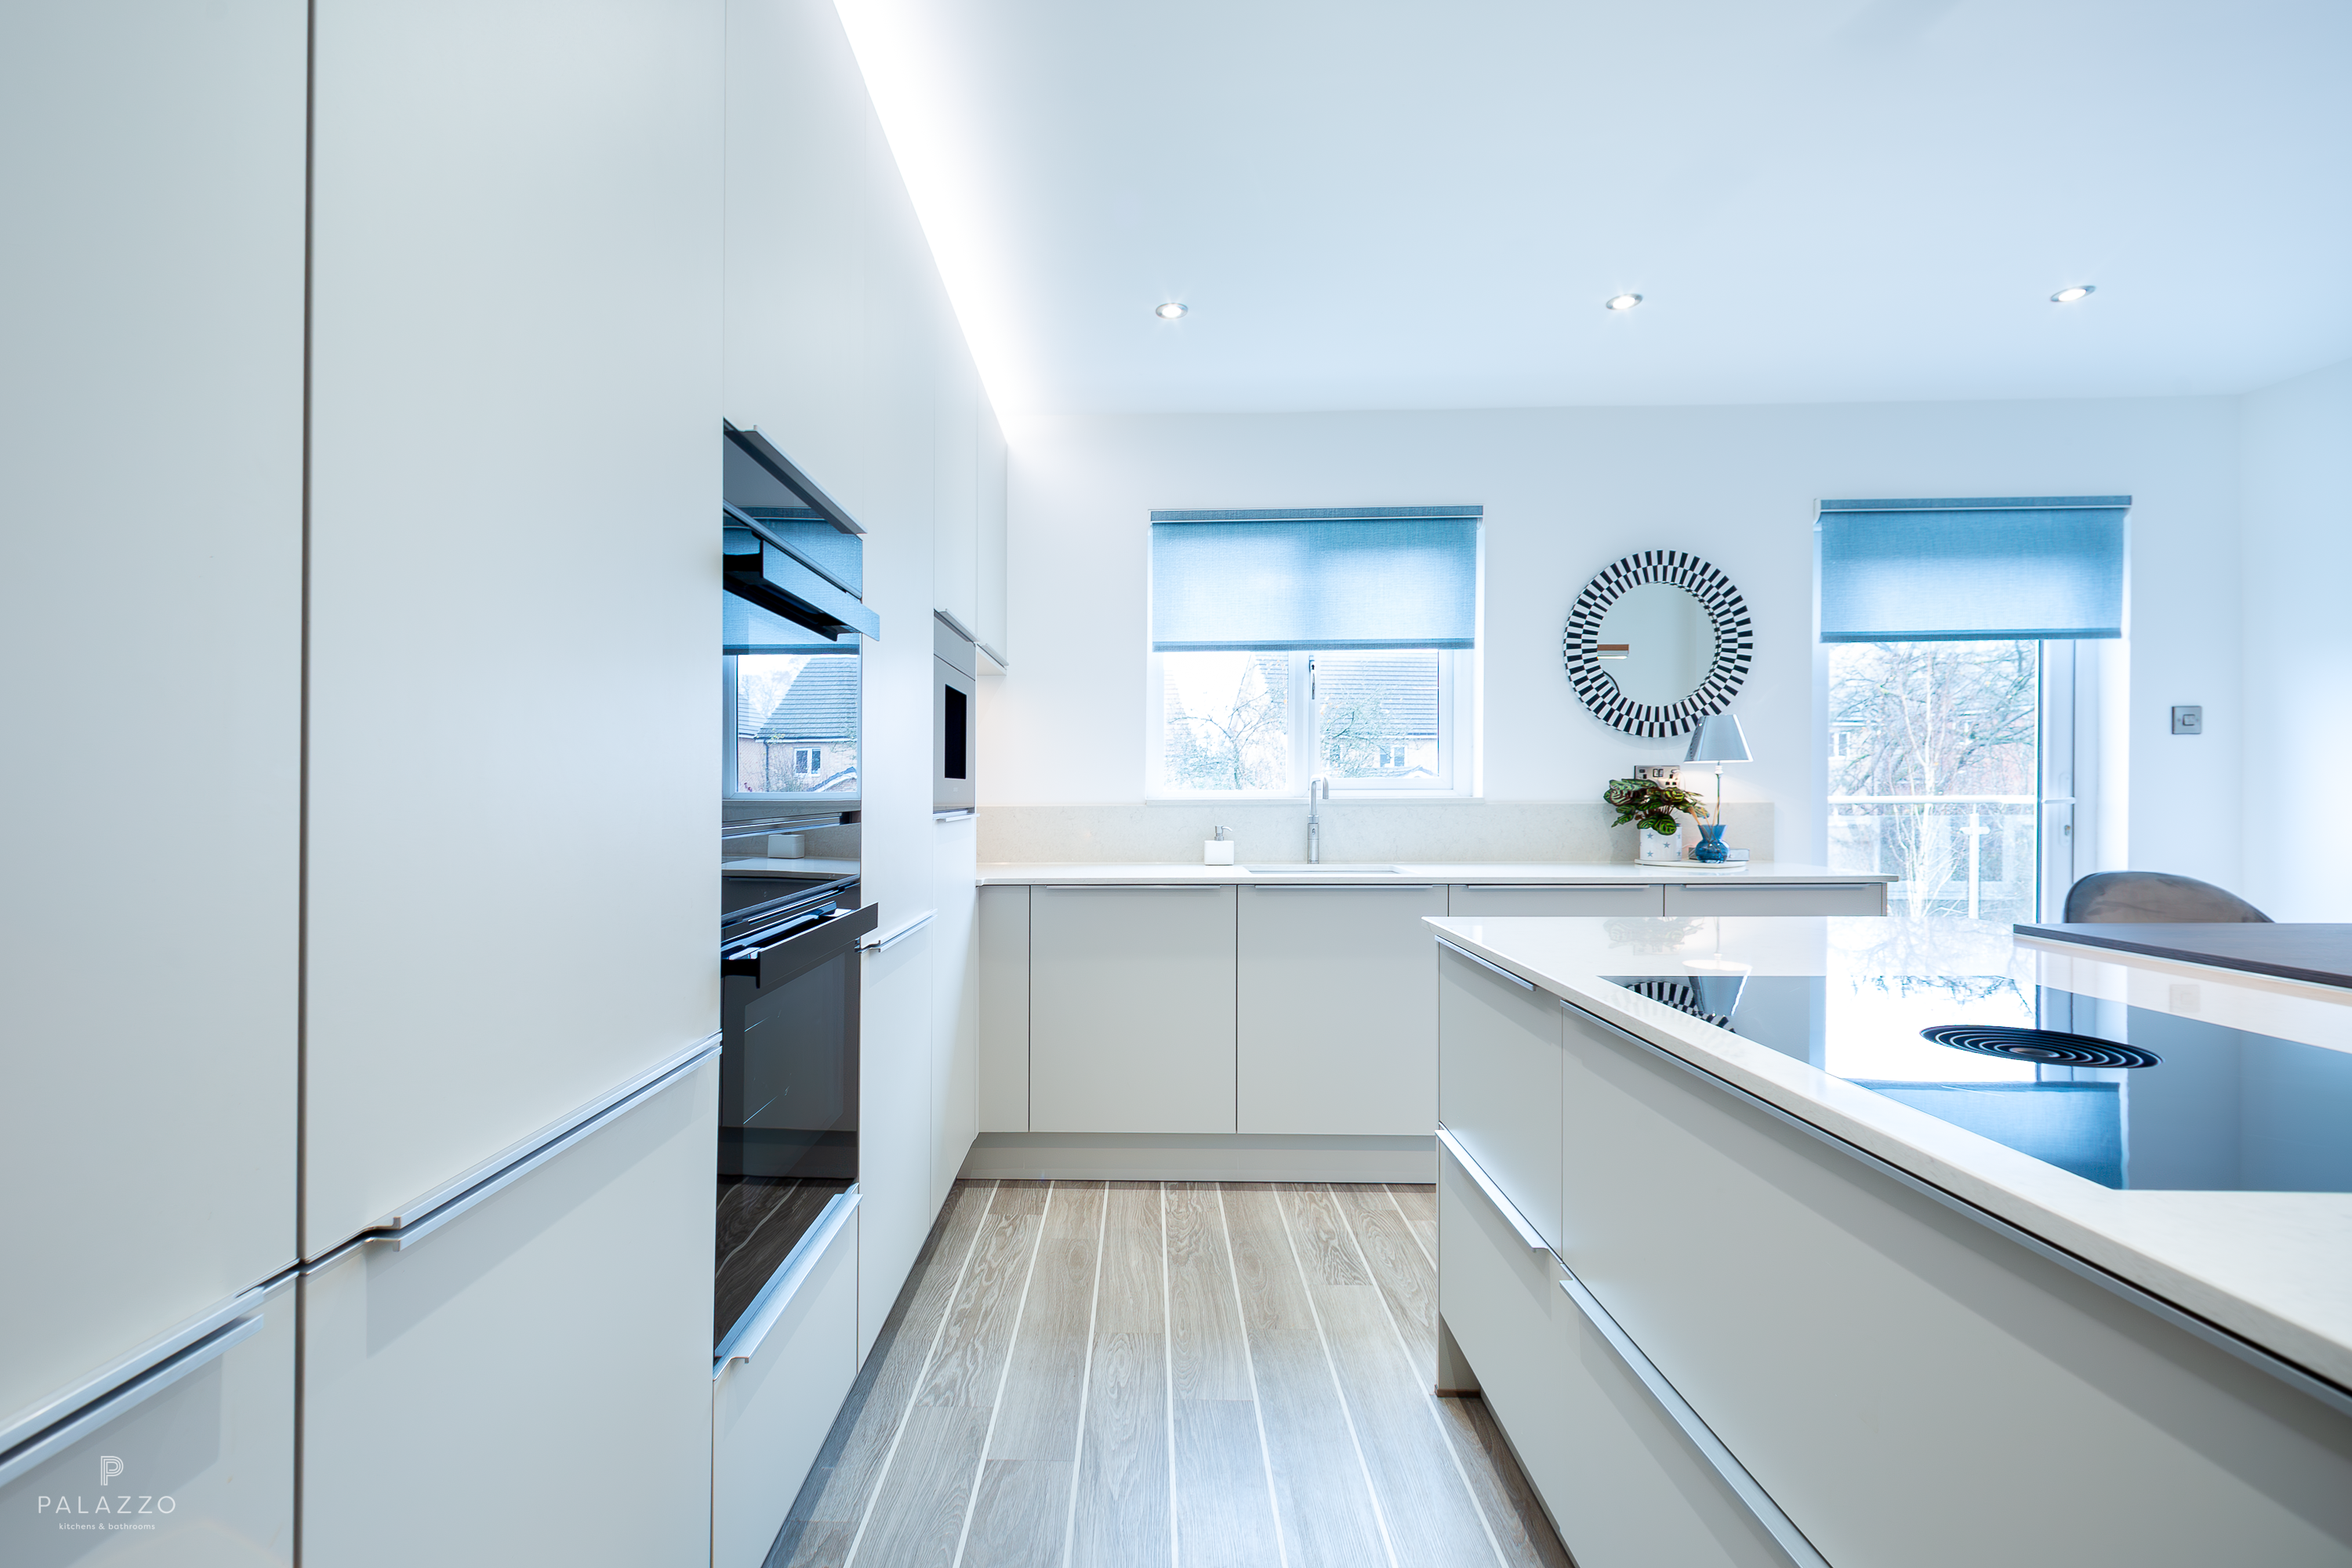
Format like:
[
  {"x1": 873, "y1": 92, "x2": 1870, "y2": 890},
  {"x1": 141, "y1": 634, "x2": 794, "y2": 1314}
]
[{"x1": 935, "y1": 612, "x2": 976, "y2": 815}]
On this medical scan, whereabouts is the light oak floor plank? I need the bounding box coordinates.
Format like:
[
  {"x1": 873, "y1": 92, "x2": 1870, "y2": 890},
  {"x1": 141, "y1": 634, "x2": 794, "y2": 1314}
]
[
  {"x1": 1220, "y1": 1184, "x2": 1391, "y2": 1568},
  {"x1": 785, "y1": 1181, "x2": 995, "y2": 1536},
  {"x1": 773, "y1": 1179, "x2": 1568, "y2": 1568},
  {"x1": 1279, "y1": 1185, "x2": 1499, "y2": 1568},
  {"x1": 1069, "y1": 1184, "x2": 1172, "y2": 1568}
]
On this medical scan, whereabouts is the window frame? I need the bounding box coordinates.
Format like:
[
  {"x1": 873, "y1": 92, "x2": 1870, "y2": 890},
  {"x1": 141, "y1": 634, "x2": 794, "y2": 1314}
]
[{"x1": 1144, "y1": 647, "x2": 1474, "y2": 801}]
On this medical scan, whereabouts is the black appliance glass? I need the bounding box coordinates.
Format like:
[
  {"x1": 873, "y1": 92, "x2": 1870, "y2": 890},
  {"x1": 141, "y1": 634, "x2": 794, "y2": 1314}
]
[
  {"x1": 714, "y1": 876, "x2": 873, "y2": 1344},
  {"x1": 1603, "y1": 973, "x2": 2352, "y2": 1192}
]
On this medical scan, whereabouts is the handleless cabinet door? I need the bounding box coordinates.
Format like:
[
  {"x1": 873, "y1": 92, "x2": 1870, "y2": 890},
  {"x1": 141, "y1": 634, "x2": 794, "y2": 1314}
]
[
  {"x1": 1447, "y1": 884, "x2": 1666, "y2": 917},
  {"x1": 1436, "y1": 946, "x2": 1563, "y2": 1251},
  {"x1": 0, "y1": 0, "x2": 305, "y2": 1420},
  {"x1": 1238, "y1": 884, "x2": 1447, "y2": 1134},
  {"x1": 1029, "y1": 887, "x2": 1236, "y2": 1134},
  {"x1": 1661, "y1": 882, "x2": 1886, "y2": 916}
]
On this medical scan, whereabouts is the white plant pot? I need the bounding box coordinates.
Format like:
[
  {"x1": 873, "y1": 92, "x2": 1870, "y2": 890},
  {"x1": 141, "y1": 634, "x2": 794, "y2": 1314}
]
[{"x1": 1637, "y1": 827, "x2": 1683, "y2": 863}]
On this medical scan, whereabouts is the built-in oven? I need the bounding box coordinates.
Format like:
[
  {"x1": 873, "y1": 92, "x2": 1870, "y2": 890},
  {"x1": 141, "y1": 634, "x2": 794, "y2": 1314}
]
[
  {"x1": 716, "y1": 421, "x2": 880, "y2": 1356},
  {"x1": 714, "y1": 873, "x2": 875, "y2": 1346},
  {"x1": 935, "y1": 612, "x2": 976, "y2": 815}
]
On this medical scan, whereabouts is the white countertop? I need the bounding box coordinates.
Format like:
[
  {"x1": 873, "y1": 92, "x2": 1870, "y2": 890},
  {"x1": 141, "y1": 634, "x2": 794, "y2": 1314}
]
[
  {"x1": 1428, "y1": 913, "x2": 2352, "y2": 1394},
  {"x1": 976, "y1": 860, "x2": 1892, "y2": 886}
]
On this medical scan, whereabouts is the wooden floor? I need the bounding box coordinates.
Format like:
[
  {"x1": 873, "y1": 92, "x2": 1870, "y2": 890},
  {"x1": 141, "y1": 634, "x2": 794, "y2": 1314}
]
[{"x1": 767, "y1": 1180, "x2": 1573, "y2": 1568}]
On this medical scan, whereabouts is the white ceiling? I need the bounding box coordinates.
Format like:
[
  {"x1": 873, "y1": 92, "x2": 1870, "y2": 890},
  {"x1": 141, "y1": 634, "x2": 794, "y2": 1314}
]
[{"x1": 835, "y1": 0, "x2": 2352, "y2": 416}]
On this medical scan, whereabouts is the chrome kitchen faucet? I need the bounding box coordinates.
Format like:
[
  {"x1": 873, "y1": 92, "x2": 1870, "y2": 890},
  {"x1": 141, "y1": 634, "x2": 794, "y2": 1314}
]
[{"x1": 1306, "y1": 777, "x2": 1327, "y2": 862}]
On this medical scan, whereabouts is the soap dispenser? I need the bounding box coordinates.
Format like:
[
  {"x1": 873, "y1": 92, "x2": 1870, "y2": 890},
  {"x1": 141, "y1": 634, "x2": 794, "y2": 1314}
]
[{"x1": 1203, "y1": 826, "x2": 1235, "y2": 866}]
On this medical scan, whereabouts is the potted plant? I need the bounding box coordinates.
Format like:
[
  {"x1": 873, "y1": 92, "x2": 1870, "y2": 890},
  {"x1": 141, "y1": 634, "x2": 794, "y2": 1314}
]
[{"x1": 1604, "y1": 776, "x2": 1710, "y2": 863}]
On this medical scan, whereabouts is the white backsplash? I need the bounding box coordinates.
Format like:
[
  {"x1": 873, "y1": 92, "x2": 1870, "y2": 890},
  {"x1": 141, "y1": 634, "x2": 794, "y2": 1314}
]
[{"x1": 978, "y1": 800, "x2": 1777, "y2": 865}]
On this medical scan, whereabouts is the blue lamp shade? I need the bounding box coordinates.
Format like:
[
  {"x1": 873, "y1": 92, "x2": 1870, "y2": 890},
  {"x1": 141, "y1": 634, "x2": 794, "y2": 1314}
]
[{"x1": 1684, "y1": 713, "x2": 1750, "y2": 764}]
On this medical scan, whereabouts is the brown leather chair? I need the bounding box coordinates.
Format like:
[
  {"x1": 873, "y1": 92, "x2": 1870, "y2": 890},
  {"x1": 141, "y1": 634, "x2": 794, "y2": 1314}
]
[{"x1": 2061, "y1": 871, "x2": 2270, "y2": 924}]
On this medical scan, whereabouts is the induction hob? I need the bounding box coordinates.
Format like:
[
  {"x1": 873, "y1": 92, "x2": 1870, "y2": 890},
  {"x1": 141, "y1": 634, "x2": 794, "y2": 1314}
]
[{"x1": 1603, "y1": 971, "x2": 2352, "y2": 1192}]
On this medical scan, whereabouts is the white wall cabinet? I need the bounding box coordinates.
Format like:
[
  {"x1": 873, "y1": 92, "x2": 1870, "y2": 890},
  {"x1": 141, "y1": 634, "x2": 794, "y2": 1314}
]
[
  {"x1": 977, "y1": 414, "x2": 1011, "y2": 665},
  {"x1": 1238, "y1": 883, "x2": 1448, "y2": 1134},
  {"x1": 1029, "y1": 886, "x2": 1237, "y2": 1133}
]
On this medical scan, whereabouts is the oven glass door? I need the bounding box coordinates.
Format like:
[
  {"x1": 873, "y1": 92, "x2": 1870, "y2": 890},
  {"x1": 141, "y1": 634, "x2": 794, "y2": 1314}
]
[{"x1": 715, "y1": 906, "x2": 867, "y2": 1346}]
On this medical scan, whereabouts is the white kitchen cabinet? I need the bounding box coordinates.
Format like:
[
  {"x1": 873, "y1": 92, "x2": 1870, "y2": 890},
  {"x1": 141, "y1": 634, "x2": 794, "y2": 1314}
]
[
  {"x1": 1238, "y1": 884, "x2": 1449, "y2": 1134},
  {"x1": 934, "y1": 361, "x2": 980, "y2": 633},
  {"x1": 303, "y1": 0, "x2": 724, "y2": 1256},
  {"x1": 0, "y1": 0, "x2": 305, "y2": 1425},
  {"x1": 713, "y1": 1204, "x2": 858, "y2": 1568},
  {"x1": 301, "y1": 1062, "x2": 717, "y2": 1568},
  {"x1": 1435, "y1": 945, "x2": 1564, "y2": 1251},
  {"x1": 1437, "y1": 1149, "x2": 1784, "y2": 1568},
  {"x1": 1029, "y1": 886, "x2": 1237, "y2": 1134},
  {"x1": 976, "y1": 413, "x2": 1010, "y2": 666},
  {"x1": 932, "y1": 815, "x2": 981, "y2": 1209},
  {"x1": 1552, "y1": 999, "x2": 2352, "y2": 1566},
  {"x1": 978, "y1": 886, "x2": 1033, "y2": 1131},
  {"x1": 1447, "y1": 884, "x2": 1665, "y2": 917},
  {"x1": 1662, "y1": 880, "x2": 1885, "y2": 916},
  {"x1": 0, "y1": 1277, "x2": 296, "y2": 1568}
]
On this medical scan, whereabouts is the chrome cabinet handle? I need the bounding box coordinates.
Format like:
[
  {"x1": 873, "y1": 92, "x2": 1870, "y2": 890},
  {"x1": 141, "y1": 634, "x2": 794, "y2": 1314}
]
[
  {"x1": 0, "y1": 1310, "x2": 266, "y2": 1490},
  {"x1": 324, "y1": 1037, "x2": 721, "y2": 1261},
  {"x1": 1436, "y1": 1127, "x2": 1549, "y2": 1253},
  {"x1": 1459, "y1": 883, "x2": 1653, "y2": 891},
  {"x1": 1246, "y1": 883, "x2": 1436, "y2": 891},
  {"x1": 859, "y1": 910, "x2": 935, "y2": 952},
  {"x1": 1436, "y1": 938, "x2": 1535, "y2": 992},
  {"x1": 1041, "y1": 884, "x2": 1227, "y2": 891},
  {"x1": 1556, "y1": 1268, "x2": 1831, "y2": 1568},
  {"x1": 714, "y1": 1188, "x2": 861, "y2": 1377}
]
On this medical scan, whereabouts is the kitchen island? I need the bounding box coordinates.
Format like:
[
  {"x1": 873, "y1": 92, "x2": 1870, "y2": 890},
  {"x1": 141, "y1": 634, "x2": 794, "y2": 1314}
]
[
  {"x1": 1432, "y1": 913, "x2": 2352, "y2": 1567},
  {"x1": 965, "y1": 863, "x2": 1892, "y2": 1180}
]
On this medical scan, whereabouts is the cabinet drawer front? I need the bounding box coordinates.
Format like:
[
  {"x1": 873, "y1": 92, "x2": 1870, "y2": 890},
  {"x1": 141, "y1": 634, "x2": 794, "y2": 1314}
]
[
  {"x1": 1661, "y1": 883, "x2": 1884, "y2": 916},
  {"x1": 1237, "y1": 884, "x2": 1446, "y2": 1135},
  {"x1": 1029, "y1": 886, "x2": 1237, "y2": 1133},
  {"x1": 1437, "y1": 1148, "x2": 1789, "y2": 1568},
  {"x1": 1436, "y1": 945, "x2": 1563, "y2": 1250},
  {"x1": 1557, "y1": 1004, "x2": 2352, "y2": 1566},
  {"x1": 1448, "y1": 884, "x2": 1666, "y2": 916},
  {"x1": 713, "y1": 1209, "x2": 858, "y2": 1568}
]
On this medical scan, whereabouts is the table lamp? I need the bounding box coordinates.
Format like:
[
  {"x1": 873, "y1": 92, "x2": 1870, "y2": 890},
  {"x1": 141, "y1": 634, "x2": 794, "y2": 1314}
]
[{"x1": 1683, "y1": 713, "x2": 1749, "y2": 862}]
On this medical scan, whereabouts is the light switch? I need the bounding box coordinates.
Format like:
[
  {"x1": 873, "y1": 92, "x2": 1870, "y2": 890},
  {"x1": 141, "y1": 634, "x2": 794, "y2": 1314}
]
[{"x1": 2171, "y1": 705, "x2": 2203, "y2": 735}]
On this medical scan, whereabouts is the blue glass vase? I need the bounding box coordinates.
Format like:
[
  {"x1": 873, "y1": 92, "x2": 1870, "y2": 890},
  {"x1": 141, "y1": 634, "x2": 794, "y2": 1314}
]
[{"x1": 1693, "y1": 824, "x2": 1729, "y2": 863}]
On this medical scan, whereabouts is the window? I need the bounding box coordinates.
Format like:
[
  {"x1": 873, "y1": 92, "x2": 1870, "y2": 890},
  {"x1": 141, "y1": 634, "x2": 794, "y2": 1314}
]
[
  {"x1": 1819, "y1": 496, "x2": 2125, "y2": 920},
  {"x1": 726, "y1": 649, "x2": 859, "y2": 796},
  {"x1": 1148, "y1": 508, "x2": 1480, "y2": 797}
]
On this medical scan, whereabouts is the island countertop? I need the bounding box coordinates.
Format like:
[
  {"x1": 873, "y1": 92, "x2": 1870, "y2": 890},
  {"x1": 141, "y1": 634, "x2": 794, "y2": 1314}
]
[
  {"x1": 1428, "y1": 913, "x2": 2352, "y2": 1400},
  {"x1": 977, "y1": 859, "x2": 1893, "y2": 886}
]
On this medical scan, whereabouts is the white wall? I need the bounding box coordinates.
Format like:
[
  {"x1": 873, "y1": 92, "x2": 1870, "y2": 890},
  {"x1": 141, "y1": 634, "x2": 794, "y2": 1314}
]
[
  {"x1": 988, "y1": 397, "x2": 2243, "y2": 886},
  {"x1": 726, "y1": 0, "x2": 988, "y2": 1355},
  {"x1": 2240, "y1": 357, "x2": 2352, "y2": 921}
]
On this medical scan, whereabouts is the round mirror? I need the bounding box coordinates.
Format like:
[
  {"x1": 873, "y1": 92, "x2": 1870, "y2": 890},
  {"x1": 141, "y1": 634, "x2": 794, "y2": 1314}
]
[
  {"x1": 1562, "y1": 551, "x2": 1752, "y2": 737},
  {"x1": 1592, "y1": 582, "x2": 1711, "y2": 706}
]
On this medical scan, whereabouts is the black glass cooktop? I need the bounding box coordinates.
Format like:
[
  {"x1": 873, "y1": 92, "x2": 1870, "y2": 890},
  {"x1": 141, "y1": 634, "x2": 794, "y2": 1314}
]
[{"x1": 1602, "y1": 974, "x2": 2352, "y2": 1192}]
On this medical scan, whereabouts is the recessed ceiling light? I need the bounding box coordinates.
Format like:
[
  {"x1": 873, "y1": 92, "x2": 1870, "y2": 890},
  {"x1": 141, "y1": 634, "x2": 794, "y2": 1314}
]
[
  {"x1": 1155, "y1": 301, "x2": 1188, "y2": 320},
  {"x1": 2050, "y1": 285, "x2": 2095, "y2": 304},
  {"x1": 1604, "y1": 293, "x2": 1643, "y2": 312}
]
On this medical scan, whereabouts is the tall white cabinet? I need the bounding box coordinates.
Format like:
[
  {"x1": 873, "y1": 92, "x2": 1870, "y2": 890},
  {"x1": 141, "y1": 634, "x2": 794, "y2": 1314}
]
[{"x1": 0, "y1": 3, "x2": 304, "y2": 1559}]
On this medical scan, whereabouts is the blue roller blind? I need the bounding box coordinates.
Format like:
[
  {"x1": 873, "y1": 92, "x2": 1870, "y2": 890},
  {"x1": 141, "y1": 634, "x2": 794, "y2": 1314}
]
[
  {"x1": 1818, "y1": 495, "x2": 2129, "y2": 643},
  {"x1": 1150, "y1": 507, "x2": 1481, "y2": 652}
]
